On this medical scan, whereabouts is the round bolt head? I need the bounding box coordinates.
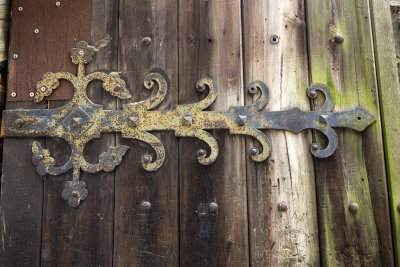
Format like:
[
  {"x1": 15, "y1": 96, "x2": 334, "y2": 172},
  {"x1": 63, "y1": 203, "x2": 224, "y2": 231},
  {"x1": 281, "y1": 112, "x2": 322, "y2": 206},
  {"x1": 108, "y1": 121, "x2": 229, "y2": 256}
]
[
  {"x1": 311, "y1": 143, "x2": 319, "y2": 151},
  {"x1": 197, "y1": 149, "x2": 206, "y2": 157},
  {"x1": 209, "y1": 202, "x2": 218, "y2": 213},
  {"x1": 237, "y1": 115, "x2": 247, "y2": 126},
  {"x1": 38, "y1": 154, "x2": 44, "y2": 160},
  {"x1": 333, "y1": 33, "x2": 344, "y2": 44},
  {"x1": 34, "y1": 29, "x2": 40, "y2": 34},
  {"x1": 278, "y1": 201, "x2": 288, "y2": 212},
  {"x1": 29, "y1": 92, "x2": 35, "y2": 97},
  {"x1": 250, "y1": 147, "x2": 259, "y2": 156},
  {"x1": 196, "y1": 82, "x2": 206, "y2": 92},
  {"x1": 13, "y1": 54, "x2": 18, "y2": 59},
  {"x1": 11, "y1": 92, "x2": 16, "y2": 97},
  {"x1": 270, "y1": 35, "x2": 279, "y2": 44},
  {"x1": 349, "y1": 202, "x2": 359, "y2": 213},
  {"x1": 308, "y1": 90, "x2": 318, "y2": 99},
  {"x1": 140, "y1": 201, "x2": 151, "y2": 211},
  {"x1": 143, "y1": 155, "x2": 151, "y2": 163},
  {"x1": 71, "y1": 191, "x2": 79, "y2": 198},
  {"x1": 18, "y1": 7, "x2": 23, "y2": 12},
  {"x1": 40, "y1": 86, "x2": 46, "y2": 92},
  {"x1": 56, "y1": 1, "x2": 61, "y2": 7},
  {"x1": 15, "y1": 118, "x2": 24, "y2": 127},
  {"x1": 142, "y1": 37, "x2": 152, "y2": 46}
]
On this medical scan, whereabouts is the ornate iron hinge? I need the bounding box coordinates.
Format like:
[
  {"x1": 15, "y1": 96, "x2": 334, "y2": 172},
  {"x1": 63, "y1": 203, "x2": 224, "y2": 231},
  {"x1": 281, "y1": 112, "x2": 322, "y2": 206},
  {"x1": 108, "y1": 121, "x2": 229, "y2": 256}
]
[{"x1": 1, "y1": 39, "x2": 375, "y2": 207}]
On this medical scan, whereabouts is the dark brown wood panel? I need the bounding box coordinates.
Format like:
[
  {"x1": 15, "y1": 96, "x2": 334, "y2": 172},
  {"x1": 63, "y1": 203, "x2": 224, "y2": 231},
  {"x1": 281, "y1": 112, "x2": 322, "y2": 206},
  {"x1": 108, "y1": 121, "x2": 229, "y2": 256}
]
[
  {"x1": 113, "y1": 0, "x2": 179, "y2": 266},
  {"x1": 40, "y1": 1, "x2": 118, "y2": 266},
  {"x1": 178, "y1": 0, "x2": 249, "y2": 265},
  {"x1": 7, "y1": 0, "x2": 91, "y2": 101}
]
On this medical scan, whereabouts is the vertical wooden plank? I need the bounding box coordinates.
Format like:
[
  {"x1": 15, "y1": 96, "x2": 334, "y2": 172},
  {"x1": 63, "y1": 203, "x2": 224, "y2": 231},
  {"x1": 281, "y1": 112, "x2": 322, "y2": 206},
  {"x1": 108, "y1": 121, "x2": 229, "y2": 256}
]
[
  {"x1": 179, "y1": 0, "x2": 249, "y2": 266},
  {"x1": 243, "y1": 1, "x2": 319, "y2": 265},
  {"x1": 307, "y1": 0, "x2": 394, "y2": 265},
  {"x1": 113, "y1": 1, "x2": 179, "y2": 266},
  {"x1": 41, "y1": 1, "x2": 118, "y2": 266},
  {"x1": 369, "y1": 0, "x2": 400, "y2": 264}
]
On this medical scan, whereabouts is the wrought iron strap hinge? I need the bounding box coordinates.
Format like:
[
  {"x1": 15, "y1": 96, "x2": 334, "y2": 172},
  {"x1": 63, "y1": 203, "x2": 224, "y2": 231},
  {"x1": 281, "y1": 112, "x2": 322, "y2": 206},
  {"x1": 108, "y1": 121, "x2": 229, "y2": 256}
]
[{"x1": 1, "y1": 39, "x2": 376, "y2": 207}]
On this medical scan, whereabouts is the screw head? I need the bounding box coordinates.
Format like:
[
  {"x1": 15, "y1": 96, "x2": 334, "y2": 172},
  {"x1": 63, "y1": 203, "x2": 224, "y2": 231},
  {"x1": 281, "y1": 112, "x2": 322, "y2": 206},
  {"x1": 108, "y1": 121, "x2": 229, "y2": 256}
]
[
  {"x1": 250, "y1": 147, "x2": 259, "y2": 156},
  {"x1": 40, "y1": 86, "x2": 47, "y2": 92},
  {"x1": 182, "y1": 115, "x2": 193, "y2": 126},
  {"x1": 270, "y1": 35, "x2": 279, "y2": 44},
  {"x1": 143, "y1": 155, "x2": 151, "y2": 164},
  {"x1": 29, "y1": 92, "x2": 35, "y2": 97},
  {"x1": 209, "y1": 202, "x2": 218, "y2": 213},
  {"x1": 196, "y1": 81, "x2": 206, "y2": 92},
  {"x1": 308, "y1": 90, "x2": 318, "y2": 99},
  {"x1": 311, "y1": 143, "x2": 319, "y2": 151},
  {"x1": 140, "y1": 201, "x2": 151, "y2": 211},
  {"x1": 56, "y1": 1, "x2": 61, "y2": 7},
  {"x1": 333, "y1": 33, "x2": 344, "y2": 44},
  {"x1": 128, "y1": 116, "x2": 139, "y2": 128},
  {"x1": 34, "y1": 29, "x2": 39, "y2": 34},
  {"x1": 71, "y1": 191, "x2": 79, "y2": 198},
  {"x1": 349, "y1": 202, "x2": 359, "y2": 213},
  {"x1": 197, "y1": 149, "x2": 206, "y2": 157},
  {"x1": 237, "y1": 115, "x2": 247, "y2": 126},
  {"x1": 15, "y1": 118, "x2": 24, "y2": 127},
  {"x1": 18, "y1": 7, "x2": 23, "y2": 12},
  {"x1": 10, "y1": 92, "x2": 16, "y2": 97},
  {"x1": 13, "y1": 54, "x2": 18, "y2": 59},
  {"x1": 142, "y1": 37, "x2": 152, "y2": 46},
  {"x1": 278, "y1": 201, "x2": 288, "y2": 212},
  {"x1": 72, "y1": 117, "x2": 82, "y2": 127}
]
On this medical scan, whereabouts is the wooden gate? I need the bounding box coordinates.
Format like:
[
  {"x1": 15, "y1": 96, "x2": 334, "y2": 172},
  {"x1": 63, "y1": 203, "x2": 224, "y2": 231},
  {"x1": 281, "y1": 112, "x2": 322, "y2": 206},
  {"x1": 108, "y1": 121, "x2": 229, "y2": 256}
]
[{"x1": 1, "y1": 0, "x2": 399, "y2": 266}]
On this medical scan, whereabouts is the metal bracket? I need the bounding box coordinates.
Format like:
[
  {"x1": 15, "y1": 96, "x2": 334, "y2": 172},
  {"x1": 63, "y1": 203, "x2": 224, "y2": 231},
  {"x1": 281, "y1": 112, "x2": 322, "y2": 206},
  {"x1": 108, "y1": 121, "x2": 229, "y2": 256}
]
[{"x1": 1, "y1": 40, "x2": 376, "y2": 207}]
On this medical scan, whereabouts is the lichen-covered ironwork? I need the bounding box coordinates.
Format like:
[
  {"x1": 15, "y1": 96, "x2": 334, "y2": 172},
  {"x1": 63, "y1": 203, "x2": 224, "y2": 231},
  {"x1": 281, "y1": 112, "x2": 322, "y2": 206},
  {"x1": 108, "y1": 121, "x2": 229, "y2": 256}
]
[{"x1": 1, "y1": 40, "x2": 376, "y2": 207}]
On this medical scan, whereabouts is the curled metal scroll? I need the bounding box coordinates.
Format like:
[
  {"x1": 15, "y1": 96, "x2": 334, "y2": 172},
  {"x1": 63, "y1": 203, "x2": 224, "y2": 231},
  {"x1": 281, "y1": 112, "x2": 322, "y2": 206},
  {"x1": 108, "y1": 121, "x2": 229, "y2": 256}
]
[{"x1": 1, "y1": 39, "x2": 376, "y2": 207}]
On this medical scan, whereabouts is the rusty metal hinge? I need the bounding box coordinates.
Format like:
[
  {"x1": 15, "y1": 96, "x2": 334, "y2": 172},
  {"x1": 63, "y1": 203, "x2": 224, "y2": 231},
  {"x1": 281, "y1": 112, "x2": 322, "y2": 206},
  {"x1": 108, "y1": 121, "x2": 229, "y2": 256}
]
[{"x1": 1, "y1": 40, "x2": 375, "y2": 207}]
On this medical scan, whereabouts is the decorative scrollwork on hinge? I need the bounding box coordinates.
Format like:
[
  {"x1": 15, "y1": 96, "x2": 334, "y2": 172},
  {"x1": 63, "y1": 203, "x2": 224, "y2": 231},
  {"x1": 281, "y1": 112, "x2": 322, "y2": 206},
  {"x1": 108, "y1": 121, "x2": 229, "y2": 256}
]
[{"x1": 1, "y1": 38, "x2": 376, "y2": 207}]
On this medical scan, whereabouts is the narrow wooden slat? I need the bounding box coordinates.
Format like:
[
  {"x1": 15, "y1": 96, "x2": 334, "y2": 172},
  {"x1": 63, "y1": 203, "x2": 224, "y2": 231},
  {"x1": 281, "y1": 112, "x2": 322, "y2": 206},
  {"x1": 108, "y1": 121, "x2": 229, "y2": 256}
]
[
  {"x1": 113, "y1": 1, "x2": 179, "y2": 265},
  {"x1": 369, "y1": 0, "x2": 400, "y2": 263},
  {"x1": 242, "y1": 1, "x2": 319, "y2": 265},
  {"x1": 307, "y1": 0, "x2": 393, "y2": 265},
  {"x1": 178, "y1": 0, "x2": 249, "y2": 265},
  {"x1": 41, "y1": 1, "x2": 118, "y2": 266}
]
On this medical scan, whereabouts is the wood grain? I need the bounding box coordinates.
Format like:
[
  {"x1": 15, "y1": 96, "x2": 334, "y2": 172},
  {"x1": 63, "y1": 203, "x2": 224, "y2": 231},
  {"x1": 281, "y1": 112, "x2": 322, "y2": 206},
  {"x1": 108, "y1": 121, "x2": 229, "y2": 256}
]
[
  {"x1": 41, "y1": 1, "x2": 117, "y2": 266},
  {"x1": 113, "y1": 0, "x2": 179, "y2": 266},
  {"x1": 242, "y1": 0, "x2": 319, "y2": 265},
  {"x1": 178, "y1": 0, "x2": 249, "y2": 265},
  {"x1": 307, "y1": 0, "x2": 394, "y2": 265},
  {"x1": 7, "y1": 0, "x2": 90, "y2": 102}
]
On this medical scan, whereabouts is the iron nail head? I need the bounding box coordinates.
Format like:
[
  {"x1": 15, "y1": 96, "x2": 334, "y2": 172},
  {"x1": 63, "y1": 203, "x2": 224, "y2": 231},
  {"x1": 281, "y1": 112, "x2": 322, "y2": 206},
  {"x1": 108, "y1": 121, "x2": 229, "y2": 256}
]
[
  {"x1": 209, "y1": 202, "x2": 218, "y2": 213},
  {"x1": 140, "y1": 201, "x2": 151, "y2": 211},
  {"x1": 250, "y1": 147, "x2": 259, "y2": 156},
  {"x1": 34, "y1": 29, "x2": 40, "y2": 34},
  {"x1": 333, "y1": 33, "x2": 344, "y2": 44},
  {"x1": 11, "y1": 92, "x2": 16, "y2": 97},
  {"x1": 278, "y1": 201, "x2": 288, "y2": 212},
  {"x1": 18, "y1": 7, "x2": 23, "y2": 12},
  {"x1": 29, "y1": 92, "x2": 35, "y2": 97},
  {"x1": 13, "y1": 54, "x2": 18, "y2": 59},
  {"x1": 142, "y1": 37, "x2": 152, "y2": 46},
  {"x1": 349, "y1": 202, "x2": 359, "y2": 213}
]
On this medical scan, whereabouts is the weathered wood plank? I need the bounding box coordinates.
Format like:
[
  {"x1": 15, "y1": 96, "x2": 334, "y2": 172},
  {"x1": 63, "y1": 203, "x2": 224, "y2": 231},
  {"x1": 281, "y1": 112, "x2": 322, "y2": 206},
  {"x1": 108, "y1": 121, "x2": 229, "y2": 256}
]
[
  {"x1": 178, "y1": 0, "x2": 249, "y2": 265},
  {"x1": 242, "y1": 1, "x2": 319, "y2": 265},
  {"x1": 41, "y1": 1, "x2": 118, "y2": 266},
  {"x1": 307, "y1": 0, "x2": 393, "y2": 265},
  {"x1": 113, "y1": 0, "x2": 179, "y2": 266},
  {"x1": 370, "y1": 0, "x2": 400, "y2": 264}
]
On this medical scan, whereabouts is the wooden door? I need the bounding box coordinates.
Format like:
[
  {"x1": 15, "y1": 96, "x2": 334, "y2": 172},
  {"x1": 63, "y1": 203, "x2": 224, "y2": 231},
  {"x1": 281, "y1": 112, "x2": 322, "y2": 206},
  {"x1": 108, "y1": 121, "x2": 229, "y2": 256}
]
[{"x1": 0, "y1": 0, "x2": 398, "y2": 266}]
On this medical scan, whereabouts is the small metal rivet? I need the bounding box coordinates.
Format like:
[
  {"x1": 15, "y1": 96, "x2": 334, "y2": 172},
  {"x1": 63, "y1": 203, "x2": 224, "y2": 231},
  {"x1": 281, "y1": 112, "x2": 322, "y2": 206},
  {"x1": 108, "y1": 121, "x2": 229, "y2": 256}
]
[
  {"x1": 308, "y1": 90, "x2": 317, "y2": 99},
  {"x1": 11, "y1": 92, "x2": 16, "y2": 97},
  {"x1": 13, "y1": 54, "x2": 18, "y2": 59},
  {"x1": 278, "y1": 201, "x2": 288, "y2": 212},
  {"x1": 349, "y1": 202, "x2": 359, "y2": 213},
  {"x1": 142, "y1": 37, "x2": 152, "y2": 46},
  {"x1": 71, "y1": 191, "x2": 79, "y2": 198},
  {"x1": 56, "y1": 1, "x2": 61, "y2": 7},
  {"x1": 237, "y1": 115, "x2": 247, "y2": 126},
  {"x1": 196, "y1": 82, "x2": 206, "y2": 92},
  {"x1": 333, "y1": 33, "x2": 344, "y2": 44},
  {"x1": 72, "y1": 117, "x2": 82, "y2": 127},
  {"x1": 270, "y1": 35, "x2": 279, "y2": 44},
  {"x1": 250, "y1": 147, "x2": 259, "y2": 156},
  {"x1": 197, "y1": 149, "x2": 206, "y2": 157},
  {"x1": 319, "y1": 114, "x2": 328, "y2": 123},
  {"x1": 209, "y1": 202, "x2": 218, "y2": 213},
  {"x1": 34, "y1": 29, "x2": 40, "y2": 34},
  {"x1": 29, "y1": 92, "x2": 35, "y2": 97},
  {"x1": 128, "y1": 116, "x2": 139, "y2": 127},
  {"x1": 182, "y1": 115, "x2": 193, "y2": 126},
  {"x1": 311, "y1": 143, "x2": 319, "y2": 151},
  {"x1": 40, "y1": 86, "x2": 46, "y2": 92},
  {"x1": 140, "y1": 201, "x2": 151, "y2": 211},
  {"x1": 15, "y1": 119, "x2": 24, "y2": 128},
  {"x1": 38, "y1": 154, "x2": 44, "y2": 160},
  {"x1": 79, "y1": 50, "x2": 84, "y2": 55},
  {"x1": 143, "y1": 155, "x2": 151, "y2": 164},
  {"x1": 18, "y1": 7, "x2": 23, "y2": 12}
]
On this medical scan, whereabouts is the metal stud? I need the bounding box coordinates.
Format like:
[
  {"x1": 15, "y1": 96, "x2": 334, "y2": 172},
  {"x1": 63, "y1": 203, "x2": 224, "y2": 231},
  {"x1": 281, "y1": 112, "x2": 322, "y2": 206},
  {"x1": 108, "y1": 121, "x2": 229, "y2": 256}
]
[
  {"x1": 13, "y1": 54, "x2": 18, "y2": 59},
  {"x1": 15, "y1": 119, "x2": 25, "y2": 128},
  {"x1": 29, "y1": 92, "x2": 35, "y2": 97},
  {"x1": 197, "y1": 149, "x2": 206, "y2": 157},
  {"x1": 182, "y1": 115, "x2": 193, "y2": 126},
  {"x1": 18, "y1": 7, "x2": 23, "y2": 12},
  {"x1": 10, "y1": 92, "x2": 16, "y2": 98},
  {"x1": 237, "y1": 115, "x2": 247, "y2": 126},
  {"x1": 278, "y1": 201, "x2": 288, "y2": 212},
  {"x1": 311, "y1": 143, "x2": 319, "y2": 151},
  {"x1": 128, "y1": 116, "x2": 139, "y2": 128},
  {"x1": 250, "y1": 147, "x2": 259, "y2": 156},
  {"x1": 349, "y1": 202, "x2": 359, "y2": 213},
  {"x1": 40, "y1": 86, "x2": 46, "y2": 92},
  {"x1": 143, "y1": 155, "x2": 151, "y2": 164},
  {"x1": 79, "y1": 50, "x2": 84, "y2": 55},
  {"x1": 270, "y1": 35, "x2": 279, "y2": 44},
  {"x1": 209, "y1": 202, "x2": 218, "y2": 213},
  {"x1": 142, "y1": 37, "x2": 152, "y2": 46},
  {"x1": 196, "y1": 81, "x2": 206, "y2": 92},
  {"x1": 72, "y1": 117, "x2": 82, "y2": 127},
  {"x1": 140, "y1": 201, "x2": 151, "y2": 211},
  {"x1": 308, "y1": 90, "x2": 318, "y2": 99},
  {"x1": 333, "y1": 33, "x2": 344, "y2": 44},
  {"x1": 319, "y1": 114, "x2": 328, "y2": 124},
  {"x1": 56, "y1": 1, "x2": 61, "y2": 7},
  {"x1": 34, "y1": 29, "x2": 40, "y2": 34}
]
